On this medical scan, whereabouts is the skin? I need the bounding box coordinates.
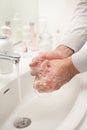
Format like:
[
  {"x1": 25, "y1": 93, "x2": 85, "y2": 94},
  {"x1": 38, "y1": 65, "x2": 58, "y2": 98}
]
[
  {"x1": 30, "y1": 45, "x2": 74, "y2": 67},
  {"x1": 29, "y1": 45, "x2": 79, "y2": 93},
  {"x1": 33, "y1": 57, "x2": 79, "y2": 93}
]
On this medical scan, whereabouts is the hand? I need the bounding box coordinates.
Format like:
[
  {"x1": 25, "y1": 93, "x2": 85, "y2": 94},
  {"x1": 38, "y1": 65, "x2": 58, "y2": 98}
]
[
  {"x1": 30, "y1": 51, "x2": 62, "y2": 76},
  {"x1": 29, "y1": 45, "x2": 74, "y2": 76},
  {"x1": 34, "y1": 57, "x2": 79, "y2": 93}
]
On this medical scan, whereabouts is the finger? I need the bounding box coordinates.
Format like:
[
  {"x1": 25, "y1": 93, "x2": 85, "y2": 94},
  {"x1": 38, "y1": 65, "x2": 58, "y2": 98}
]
[
  {"x1": 38, "y1": 75, "x2": 62, "y2": 92},
  {"x1": 33, "y1": 76, "x2": 41, "y2": 90},
  {"x1": 41, "y1": 60, "x2": 50, "y2": 69},
  {"x1": 36, "y1": 77, "x2": 53, "y2": 93},
  {"x1": 30, "y1": 70, "x2": 37, "y2": 76},
  {"x1": 38, "y1": 86, "x2": 53, "y2": 93},
  {"x1": 33, "y1": 72, "x2": 61, "y2": 93},
  {"x1": 40, "y1": 60, "x2": 51, "y2": 76},
  {"x1": 29, "y1": 53, "x2": 46, "y2": 67},
  {"x1": 29, "y1": 57, "x2": 40, "y2": 67},
  {"x1": 34, "y1": 79, "x2": 58, "y2": 93}
]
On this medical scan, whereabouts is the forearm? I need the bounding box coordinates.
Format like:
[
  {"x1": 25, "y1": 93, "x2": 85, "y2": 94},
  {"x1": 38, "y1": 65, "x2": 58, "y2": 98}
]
[
  {"x1": 54, "y1": 45, "x2": 74, "y2": 58},
  {"x1": 55, "y1": 43, "x2": 87, "y2": 73}
]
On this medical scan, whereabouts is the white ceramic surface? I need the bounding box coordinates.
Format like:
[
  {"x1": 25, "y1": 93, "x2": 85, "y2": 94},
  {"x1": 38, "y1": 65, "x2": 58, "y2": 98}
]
[{"x1": 0, "y1": 58, "x2": 87, "y2": 130}]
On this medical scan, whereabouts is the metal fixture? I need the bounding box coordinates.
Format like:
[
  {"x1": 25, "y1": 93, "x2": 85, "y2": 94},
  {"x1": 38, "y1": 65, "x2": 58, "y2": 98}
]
[
  {"x1": 13, "y1": 117, "x2": 32, "y2": 128},
  {"x1": 0, "y1": 51, "x2": 21, "y2": 64}
]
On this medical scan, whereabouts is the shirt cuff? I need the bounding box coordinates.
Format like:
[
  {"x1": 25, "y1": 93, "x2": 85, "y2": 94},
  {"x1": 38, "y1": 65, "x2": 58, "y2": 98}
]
[
  {"x1": 59, "y1": 33, "x2": 85, "y2": 52},
  {"x1": 71, "y1": 43, "x2": 87, "y2": 73}
]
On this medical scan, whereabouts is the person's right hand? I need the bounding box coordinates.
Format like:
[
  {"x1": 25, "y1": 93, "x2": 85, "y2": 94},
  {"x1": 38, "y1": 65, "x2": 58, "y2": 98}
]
[{"x1": 33, "y1": 57, "x2": 79, "y2": 93}]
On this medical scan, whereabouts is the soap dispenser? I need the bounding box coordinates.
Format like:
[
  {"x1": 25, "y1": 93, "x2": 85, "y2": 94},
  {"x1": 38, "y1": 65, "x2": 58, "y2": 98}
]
[{"x1": 0, "y1": 35, "x2": 13, "y2": 74}]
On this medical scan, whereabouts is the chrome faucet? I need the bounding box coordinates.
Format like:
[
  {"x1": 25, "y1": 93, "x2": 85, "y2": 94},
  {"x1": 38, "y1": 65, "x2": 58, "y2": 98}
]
[{"x1": 0, "y1": 51, "x2": 21, "y2": 64}]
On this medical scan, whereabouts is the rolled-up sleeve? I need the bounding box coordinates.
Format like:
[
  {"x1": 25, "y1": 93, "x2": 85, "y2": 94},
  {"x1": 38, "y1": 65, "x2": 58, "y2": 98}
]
[
  {"x1": 72, "y1": 42, "x2": 87, "y2": 72},
  {"x1": 60, "y1": 0, "x2": 87, "y2": 52},
  {"x1": 60, "y1": 0, "x2": 87, "y2": 72}
]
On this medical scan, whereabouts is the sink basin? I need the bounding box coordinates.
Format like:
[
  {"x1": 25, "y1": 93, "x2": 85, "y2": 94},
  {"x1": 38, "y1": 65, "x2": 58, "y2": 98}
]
[{"x1": 1, "y1": 68, "x2": 87, "y2": 130}]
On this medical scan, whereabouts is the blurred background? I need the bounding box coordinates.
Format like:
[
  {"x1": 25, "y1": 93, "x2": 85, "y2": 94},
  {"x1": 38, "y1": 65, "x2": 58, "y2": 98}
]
[{"x1": 0, "y1": 0, "x2": 78, "y2": 51}]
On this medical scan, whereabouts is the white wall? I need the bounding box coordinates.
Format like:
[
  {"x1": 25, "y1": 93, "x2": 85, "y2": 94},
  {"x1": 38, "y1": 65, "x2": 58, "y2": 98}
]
[
  {"x1": 0, "y1": 0, "x2": 12, "y2": 26},
  {"x1": 38, "y1": 0, "x2": 78, "y2": 35},
  {"x1": 0, "y1": 0, "x2": 38, "y2": 27},
  {"x1": 0, "y1": 0, "x2": 79, "y2": 34},
  {"x1": 11, "y1": 0, "x2": 38, "y2": 25}
]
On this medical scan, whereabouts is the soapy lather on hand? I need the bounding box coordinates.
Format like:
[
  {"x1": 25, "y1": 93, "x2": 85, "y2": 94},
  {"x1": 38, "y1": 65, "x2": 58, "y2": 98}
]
[{"x1": 29, "y1": 46, "x2": 79, "y2": 93}]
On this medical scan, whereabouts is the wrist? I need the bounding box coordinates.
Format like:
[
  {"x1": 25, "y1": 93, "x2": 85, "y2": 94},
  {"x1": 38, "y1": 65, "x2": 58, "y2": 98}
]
[
  {"x1": 67, "y1": 57, "x2": 79, "y2": 76},
  {"x1": 55, "y1": 45, "x2": 74, "y2": 58}
]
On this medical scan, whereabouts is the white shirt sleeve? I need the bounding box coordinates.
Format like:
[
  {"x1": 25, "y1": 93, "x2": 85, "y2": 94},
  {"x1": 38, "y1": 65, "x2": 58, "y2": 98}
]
[
  {"x1": 60, "y1": 0, "x2": 87, "y2": 52},
  {"x1": 60, "y1": 0, "x2": 87, "y2": 72},
  {"x1": 72, "y1": 43, "x2": 87, "y2": 72}
]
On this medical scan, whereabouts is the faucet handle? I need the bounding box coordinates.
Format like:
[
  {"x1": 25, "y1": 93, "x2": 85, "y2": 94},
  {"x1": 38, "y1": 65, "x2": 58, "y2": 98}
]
[
  {"x1": 0, "y1": 51, "x2": 21, "y2": 64},
  {"x1": 0, "y1": 51, "x2": 20, "y2": 58}
]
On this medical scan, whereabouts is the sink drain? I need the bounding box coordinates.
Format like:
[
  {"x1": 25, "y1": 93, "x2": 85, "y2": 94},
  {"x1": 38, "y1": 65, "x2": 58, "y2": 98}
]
[{"x1": 13, "y1": 117, "x2": 32, "y2": 129}]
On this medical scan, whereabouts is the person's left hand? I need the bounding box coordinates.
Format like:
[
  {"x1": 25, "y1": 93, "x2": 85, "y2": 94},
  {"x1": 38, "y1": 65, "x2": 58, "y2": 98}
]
[
  {"x1": 29, "y1": 45, "x2": 74, "y2": 76},
  {"x1": 33, "y1": 57, "x2": 79, "y2": 93}
]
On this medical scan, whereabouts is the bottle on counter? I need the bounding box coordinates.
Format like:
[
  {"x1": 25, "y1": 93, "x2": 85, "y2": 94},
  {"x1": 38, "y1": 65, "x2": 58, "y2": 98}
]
[
  {"x1": 22, "y1": 25, "x2": 31, "y2": 53},
  {"x1": 1, "y1": 21, "x2": 12, "y2": 40},
  {"x1": 22, "y1": 22, "x2": 38, "y2": 52},
  {"x1": 53, "y1": 29, "x2": 61, "y2": 49},
  {"x1": 29, "y1": 22, "x2": 38, "y2": 51},
  {"x1": 38, "y1": 18, "x2": 53, "y2": 52},
  {"x1": 12, "y1": 13, "x2": 22, "y2": 44}
]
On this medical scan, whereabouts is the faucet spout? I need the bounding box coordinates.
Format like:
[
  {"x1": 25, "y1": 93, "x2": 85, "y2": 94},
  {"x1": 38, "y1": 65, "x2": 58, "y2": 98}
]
[{"x1": 0, "y1": 51, "x2": 21, "y2": 64}]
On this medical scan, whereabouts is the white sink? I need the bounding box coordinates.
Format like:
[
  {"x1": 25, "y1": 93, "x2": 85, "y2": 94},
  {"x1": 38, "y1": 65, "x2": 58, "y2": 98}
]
[{"x1": 0, "y1": 62, "x2": 87, "y2": 130}]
